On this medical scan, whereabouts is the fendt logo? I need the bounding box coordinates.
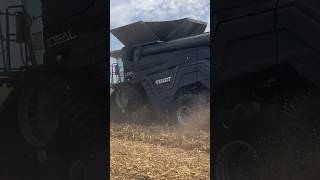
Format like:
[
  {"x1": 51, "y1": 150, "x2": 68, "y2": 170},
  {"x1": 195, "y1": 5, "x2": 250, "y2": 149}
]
[
  {"x1": 47, "y1": 30, "x2": 77, "y2": 48},
  {"x1": 155, "y1": 77, "x2": 172, "y2": 85}
]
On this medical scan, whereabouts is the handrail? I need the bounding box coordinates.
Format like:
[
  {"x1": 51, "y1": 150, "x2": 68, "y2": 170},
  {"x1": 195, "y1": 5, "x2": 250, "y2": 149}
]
[
  {"x1": 6, "y1": 5, "x2": 27, "y2": 71},
  {"x1": 0, "y1": 12, "x2": 6, "y2": 71},
  {"x1": 0, "y1": 5, "x2": 30, "y2": 73}
]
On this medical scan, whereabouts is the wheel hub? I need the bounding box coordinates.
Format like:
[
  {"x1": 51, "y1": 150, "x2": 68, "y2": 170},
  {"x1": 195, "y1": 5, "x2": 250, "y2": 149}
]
[{"x1": 177, "y1": 105, "x2": 193, "y2": 125}]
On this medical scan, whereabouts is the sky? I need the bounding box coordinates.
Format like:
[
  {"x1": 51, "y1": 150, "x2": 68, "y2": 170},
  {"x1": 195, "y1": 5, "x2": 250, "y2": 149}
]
[{"x1": 110, "y1": 0, "x2": 210, "y2": 52}]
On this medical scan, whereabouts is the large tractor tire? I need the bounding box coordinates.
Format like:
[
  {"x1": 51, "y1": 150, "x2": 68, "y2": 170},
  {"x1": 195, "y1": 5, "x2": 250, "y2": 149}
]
[
  {"x1": 171, "y1": 93, "x2": 210, "y2": 127},
  {"x1": 110, "y1": 89, "x2": 125, "y2": 122},
  {"x1": 18, "y1": 72, "x2": 65, "y2": 147},
  {"x1": 111, "y1": 83, "x2": 151, "y2": 123},
  {"x1": 16, "y1": 70, "x2": 106, "y2": 180},
  {"x1": 214, "y1": 89, "x2": 320, "y2": 180}
]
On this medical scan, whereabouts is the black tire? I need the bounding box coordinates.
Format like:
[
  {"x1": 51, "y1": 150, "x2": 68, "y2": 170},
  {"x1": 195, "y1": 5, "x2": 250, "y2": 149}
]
[
  {"x1": 171, "y1": 93, "x2": 209, "y2": 126},
  {"x1": 110, "y1": 89, "x2": 125, "y2": 121},
  {"x1": 112, "y1": 83, "x2": 143, "y2": 111},
  {"x1": 214, "y1": 90, "x2": 320, "y2": 180},
  {"x1": 216, "y1": 140, "x2": 262, "y2": 180},
  {"x1": 111, "y1": 83, "x2": 150, "y2": 123},
  {"x1": 18, "y1": 72, "x2": 66, "y2": 147},
  {"x1": 16, "y1": 71, "x2": 106, "y2": 180},
  {"x1": 214, "y1": 102, "x2": 262, "y2": 180}
]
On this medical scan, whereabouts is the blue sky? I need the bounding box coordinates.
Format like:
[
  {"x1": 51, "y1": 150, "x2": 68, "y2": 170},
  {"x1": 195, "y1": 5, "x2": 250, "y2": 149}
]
[{"x1": 110, "y1": 0, "x2": 210, "y2": 52}]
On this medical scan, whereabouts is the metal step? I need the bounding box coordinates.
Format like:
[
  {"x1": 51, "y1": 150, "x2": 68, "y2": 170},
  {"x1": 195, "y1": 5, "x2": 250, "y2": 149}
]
[
  {"x1": 0, "y1": 76, "x2": 13, "y2": 109},
  {"x1": 0, "y1": 85, "x2": 13, "y2": 108},
  {"x1": 0, "y1": 76, "x2": 9, "y2": 86}
]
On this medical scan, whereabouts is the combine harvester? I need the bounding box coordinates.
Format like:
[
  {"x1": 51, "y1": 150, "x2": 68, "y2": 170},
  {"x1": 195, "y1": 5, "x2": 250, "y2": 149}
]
[{"x1": 110, "y1": 18, "x2": 210, "y2": 125}]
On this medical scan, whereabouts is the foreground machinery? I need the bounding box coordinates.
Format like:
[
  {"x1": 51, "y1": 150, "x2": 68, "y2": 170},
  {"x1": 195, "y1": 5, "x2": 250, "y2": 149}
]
[
  {"x1": 0, "y1": 0, "x2": 107, "y2": 179},
  {"x1": 110, "y1": 18, "x2": 210, "y2": 125},
  {"x1": 213, "y1": 1, "x2": 320, "y2": 179}
]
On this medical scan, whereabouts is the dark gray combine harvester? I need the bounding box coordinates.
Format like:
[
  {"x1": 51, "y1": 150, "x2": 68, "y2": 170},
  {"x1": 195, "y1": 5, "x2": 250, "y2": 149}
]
[
  {"x1": 0, "y1": 0, "x2": 107, "y2": 179},
  {"x1": 213, "y1": 1, "x2": 320, "y2": 180},
  {"x1": 110, "y1": 18, "x2": 210, "y2": 125}
]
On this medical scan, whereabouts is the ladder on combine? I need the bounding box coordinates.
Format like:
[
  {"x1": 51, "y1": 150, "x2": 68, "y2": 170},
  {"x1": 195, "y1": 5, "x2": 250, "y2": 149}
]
[
  {"x1": 0, "y1": 5, "x2": 33, "y2": 85},
  {"x1": 110, "y1": 63, "x2": 121, "y2": 87}
]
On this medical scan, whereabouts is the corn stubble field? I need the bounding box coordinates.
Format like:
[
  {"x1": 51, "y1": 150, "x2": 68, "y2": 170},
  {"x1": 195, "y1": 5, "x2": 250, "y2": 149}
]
[{"x1": 110, "y1": 110, "x2": 210, "y2": 180}]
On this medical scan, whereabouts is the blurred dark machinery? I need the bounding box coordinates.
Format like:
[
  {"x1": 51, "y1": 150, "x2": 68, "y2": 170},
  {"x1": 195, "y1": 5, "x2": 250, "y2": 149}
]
[
  {"x1": 0, "y1": 0, "x2": 107, "y2": 179},
  {"x1": 213, "y1": 1, "x2": 320, "y2": 179}
]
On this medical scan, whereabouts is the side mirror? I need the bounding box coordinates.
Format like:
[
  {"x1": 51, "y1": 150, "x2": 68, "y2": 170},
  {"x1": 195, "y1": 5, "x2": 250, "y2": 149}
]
[{"x1": 15, "y1": 12, "x2": 30, "y2": 43}]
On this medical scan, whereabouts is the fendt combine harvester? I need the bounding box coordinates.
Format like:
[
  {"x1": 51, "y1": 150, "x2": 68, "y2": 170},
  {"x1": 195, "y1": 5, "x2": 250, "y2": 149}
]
[
  {"x1": 213, "y1": 1, "x2": 320, "y2": 180},
  {"x1": 0, "y1": 0, "x2": 107, "y2": 179},
  {"x1": 110, "y1": 18, "x2": 210, "y2": 125}
]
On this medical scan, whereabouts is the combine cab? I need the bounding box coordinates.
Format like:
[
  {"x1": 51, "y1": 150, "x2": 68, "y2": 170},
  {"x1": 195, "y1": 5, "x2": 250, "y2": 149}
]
[{"x1": 110, "y1": 49, "x2": 124, "y2": 89}]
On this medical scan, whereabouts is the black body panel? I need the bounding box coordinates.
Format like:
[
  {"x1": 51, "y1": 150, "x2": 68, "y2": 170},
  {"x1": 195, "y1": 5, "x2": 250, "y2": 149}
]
[
  {"x1": 112, "y1": 19, "x2": 210, "y2": 109},
  {"x1": 276, "y1": 0, "x2": 320, "y2": 87},
  {"x1": 41, "y1": 0, "x2": 108, "y2": 68},
  {"x1": 137, "y1": 47, "x2": 210, "y2": 108},
  {"x1": 213, "y1": 0, "x2": 320, "y2": 87},
  {"x1": 212, "y1": 0, "x2": 277, "y2": 84}
]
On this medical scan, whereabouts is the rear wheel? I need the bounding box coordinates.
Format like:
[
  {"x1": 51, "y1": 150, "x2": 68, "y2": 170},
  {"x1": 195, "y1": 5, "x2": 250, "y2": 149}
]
[
  {"x1": 176, "y1": 105, "x2": 193, "y2": 125},
  {"x1": 17, "y1": 70, "x2": 106, "y2": 180},
  {"x1": 216, "y1": 141, "x2": 261, "y2": 180},
  {"x1": 172, "y1": 93, "x2": 209, "y2": 126},
  {"x1": 215, "y1": 89, "x2": 320, "y2": 180}
]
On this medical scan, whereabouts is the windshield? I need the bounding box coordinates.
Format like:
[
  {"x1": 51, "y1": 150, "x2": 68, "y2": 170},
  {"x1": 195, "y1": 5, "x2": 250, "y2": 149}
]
[{"x1": 110, "y1": 57, "x2": 125, "y2": 85}]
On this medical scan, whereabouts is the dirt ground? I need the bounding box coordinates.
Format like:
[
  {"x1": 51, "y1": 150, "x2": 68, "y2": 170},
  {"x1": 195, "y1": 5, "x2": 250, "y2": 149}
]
[{"x1": 110, "y1": 121, "x2": 210, "y2": 180}]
